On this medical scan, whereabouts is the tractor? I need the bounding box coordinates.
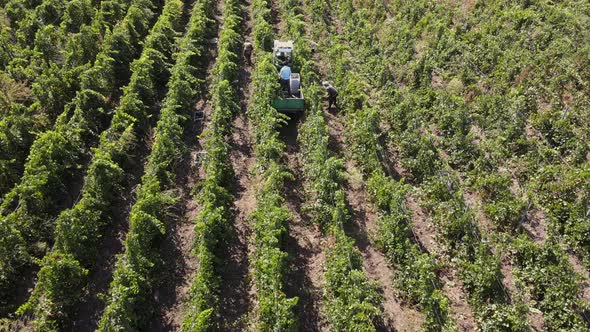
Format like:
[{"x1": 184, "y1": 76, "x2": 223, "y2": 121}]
[{"x1": 272, "y1": 40, "x2": 304, "y2": 113}]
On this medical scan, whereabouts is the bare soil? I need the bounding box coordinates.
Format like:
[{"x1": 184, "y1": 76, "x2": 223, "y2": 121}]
[
  {"x1": 568, "y1": 254, "x2": 590, "y2": 303},
  {"x1": 406, "y1": 195, "x2": 441, "y2": 256},
  {"x1": 278, "y1": 117, "x2": 329, "y2": 331},
  {"x1": 148, "y1": 4, "x2": 223, "y2": 329},
  {"x1": 218, "y1": 76, "x2": 257, "y2": 331},
  {"x1": 522, "y1": 208, "x2": 547, "y2": 244},
  {"x1": 346, "y1": 180, "x2": 424, "y2": 332},
  {"x1": 216, "y1": 2, "x2": 256, "y2": 329},
  {"x1": 323, "y1": 110, "x2": 425, "y2": 332},
  {"x1": 463, "y1": 190, "x2": 494, "y2": 235},
  {"x1": 270, "y1": 0, "x2": 286, "y2": 36},
  {"x1": 461, "y1": 0, "x2": 476, "y2": 14},
  {"x1": 148, "y1": 99, "x2": 208, "y2": 331},
  {"x1": 221, "y1": 111, "x2": 255, "y2": 331},
  {"x1": 405, "y1": 194, "x2": 478, "y2": 331},
  {"x1": 499, "y1": 257, "x2": 518, "y2": 300}
]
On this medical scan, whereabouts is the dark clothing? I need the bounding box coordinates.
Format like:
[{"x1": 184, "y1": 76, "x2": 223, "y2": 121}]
[
  {"x1": 328, "y1": 95, "x2": 337, "y2": 109},
  {"x1": 326, "y1": 85, "x2": 338, "y2": 98},
  {"x1": 325, "y1": 84, "x2": 338, "y2": 109},
  {"x1": 280, "y1": 78, "x2": 290, "y2": 95}
]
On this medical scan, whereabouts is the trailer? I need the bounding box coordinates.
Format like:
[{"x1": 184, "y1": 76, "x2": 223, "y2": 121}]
[{"x1": 272, "y1": 40, "x2": 304, "y2": 113}]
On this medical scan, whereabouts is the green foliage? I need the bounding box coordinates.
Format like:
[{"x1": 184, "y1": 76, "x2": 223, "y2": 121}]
[
  {"x1": 302, "y1": 0, "x2": 457, "y2": 329},
  {"x1": 0, "y1": 0, "x2": 156, "y2": 298},
  {"x1": 511, "y1": 237, "x2": 588, "y2": 331},
  {"x1": 181, "y1": 0, "x2": 242, "y2": 329},
  {"x1": 530, "y1": 165, "x2": 590, "y2": 266},
  {"x1": 0, "y1": 0, "x2": 587, "y2": 329},
  {"x1": 60, "y1": 0, "x2": 95, "y2": 33},
  {"x1": 0, "y1": 104, "x2": 35, "y2": 197},
  {"x1": 397, "y1": 130, "x2": 441, "y2": 183},
  {"x1": 324, "y1": 229, "x2": 382, "y2": 332},
  {"x1": 0, "y1": 218, "x2": 28, "y2": 294},
  {"x1": 298, "y1": 86, "x2": 346, "y2": 230},
  {"x1": 280, "y1": 6, "x2": 385, "y2": 326},
  {"x1": 472, "y1": 173, "x2": 526, "y2": 231},
  {"x1": 347, "y1": 108, "x2": 383, "y2": 175},
  {"x1": 98, "y1": 176, "x2": 175, "y2": 331},
  {"x1": 367, "y1": 172, "x2": 452, "y2": 331},
  {"x1": 245, "y1": 1, "x2": 300, "y2": 328},
  {"x1": 251, "y1": 186, "x2": 297, "y2": 331},
  {"x1": 251, "y1": 0, "x2": 273, "y2": 53},
  {"x1": 16, "y1": 252, "x2": 87, "y2": 332},
  {"x1": 99, "y1": 0, "x2": 213, "y2": 328},
  {"x1": 309, "y1": 0, "x2": 542, "y2": 329},
  {"x1": 95, "y1": 0, "x2": 214, "y2": 329},
  {"x1": 15, "y1": 0, "x2": 183, "y2": 328}
]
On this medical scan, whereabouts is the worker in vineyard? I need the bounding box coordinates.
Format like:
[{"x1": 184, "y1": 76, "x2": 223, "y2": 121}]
[
  {"x1": 243, "y1": 41, "x2": 253, "y2": 65},
  {"x1": 323, "y1": 81, "x2": 338, "y2": 110},
  {"x1": 280, "y1": 64, "x2": 292, "y2": 94},
  {"x1": 276, "y1": 52, "x2": 287, "y2": 66}
]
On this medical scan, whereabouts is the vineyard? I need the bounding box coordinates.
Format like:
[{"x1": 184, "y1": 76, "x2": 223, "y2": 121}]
[{"x1": 0, "y1": 0, "x2": 589, "y2": 330}]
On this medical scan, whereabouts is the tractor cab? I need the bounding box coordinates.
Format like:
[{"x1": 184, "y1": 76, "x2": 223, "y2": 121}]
[
  {"x1": 273, "y1": 40, "x2": 294, "y2": 67},
  {"x1": 272, "y1": 40, "x2": 304, "y2": 113}
]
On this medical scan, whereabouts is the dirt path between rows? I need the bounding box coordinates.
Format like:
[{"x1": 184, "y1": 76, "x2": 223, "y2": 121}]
[
  {"x1": 217, "y1": 1, "x2": 256, "y2": 329},
  {"x1": 463, "y1": 189, "x2": 548, "y2": 330},
  {"x1": 405, "y1": 194, "x2": 478, "y2": 332},
  {"x1": 271, "y1": 0, "x2": 329, "y2": 329},
  {"x1": 149, "y1": 96, "x2": 209, "y2": 331},
  {"x1": 278, "y1": 117, "x2": 328, "y2": 332},
  {"x1": 148, "y1": 3, "x2": 223, "y2": 329},
  {"x1": 568, "y1": 254, "x2": 590, "y2": 303},
  {"x1": 72, "y1": 153, "x2": 143, "y2": 331},
  {"x1": 323, "y1": 111, "x2": 424, "y2": 332},
  {"x1": 305, "y1": 5, "x2": 426, "y2": 328}
]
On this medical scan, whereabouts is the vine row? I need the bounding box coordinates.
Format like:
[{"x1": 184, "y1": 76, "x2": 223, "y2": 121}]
[
  {"x1": 181, "y1": 0, "x2": 241, "y2": 329},
  {"x1": 99, "y1": 0, "x2": 214, "y2": 328},
  {"x1": 0, "y1": 0, "x2": 162, "y2": 310},
  {"x1": 246, "y1": 0, "x2": 298, "y2": 329},
  {"x1": 16, "y1": 0, "x2": 185, "y2": 329},
  {"x1": 282, "y1": 0, "x2": 385, "y2": 329}
]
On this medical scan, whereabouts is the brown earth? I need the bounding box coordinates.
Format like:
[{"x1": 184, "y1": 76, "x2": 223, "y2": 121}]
[
  {"x1": 148, "y1": 69, "x2": 212, "y2": 332},
  {"x1": 216, "y1": 1, "x2": 257, "y2": 329},
  {"x1": 567, "y1": 254, "x2": 590, "y2": 303},
  {"x1": 439, "y1": 267, "x2": 477, "y2": 332},
  {"x1": 522, "y1": 208, "x2": 547, "y2": 244},
  {"x1": 279, "y1": 117, "x2": 329, "y2": 331},
  {"x1": 346, "y1": 177, "x2": 425, "y2": 332},
  {"x1": 406, "y1": 194, "x2": 478, "y2": 332},
  {"x1": 219, "y1": 64, "x2": 256, "y2": 331},
  {"x1": 324, "y1": 110, "x2": 425, "y2": 332},
  {"x1": 148, "y1": 3, "x2": 223, "y2": 329}
]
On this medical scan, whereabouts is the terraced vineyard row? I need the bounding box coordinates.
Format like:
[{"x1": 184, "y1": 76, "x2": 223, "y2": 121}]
[
  {"x1": 0, "y1": 0, "x2": 589, "y2": 331},
  {"x1": 0, "y1": 0, "x2": 134, "y2": 197},
  {"x1": 1, "y1": 0, "x2": 163, "y2": 314}
]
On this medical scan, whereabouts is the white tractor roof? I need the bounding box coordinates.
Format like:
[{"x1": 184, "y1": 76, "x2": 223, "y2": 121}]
[{"x1": 274, "y1": 40, "x2": 294, "y2": 51}]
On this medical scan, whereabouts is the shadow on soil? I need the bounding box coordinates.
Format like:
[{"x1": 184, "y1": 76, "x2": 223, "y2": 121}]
[
  {"x1": 214, "y1": 11, "x2": 256, "y2": 328},
  {"x1": 278, "y1": 115, "x2": 325, "y2": 331}
]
